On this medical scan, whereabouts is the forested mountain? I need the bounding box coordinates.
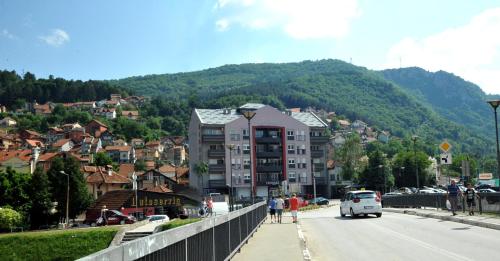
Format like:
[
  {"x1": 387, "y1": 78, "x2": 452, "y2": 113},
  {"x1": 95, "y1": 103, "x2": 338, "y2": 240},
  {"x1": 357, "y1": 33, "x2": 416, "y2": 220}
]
[
  {"x1": 0, "y1": 70, "x2": 129, "y2": 108},
  {"x1": 381, "y1": 67, "x2": 496, "y2": 148},
  {"x1": 113, "y1": 59, "x2": 491, "y2": 155}
]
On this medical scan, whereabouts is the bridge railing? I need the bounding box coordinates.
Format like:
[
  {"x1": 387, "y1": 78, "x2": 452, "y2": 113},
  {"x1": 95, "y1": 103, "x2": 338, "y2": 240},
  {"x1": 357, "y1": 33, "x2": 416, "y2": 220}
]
[
  {"x1": 382, "y1": 192, "x2": 500, "y2": 214},
  {"x1": 78, "y1": 201, "x2": 267, "y2": 261}
]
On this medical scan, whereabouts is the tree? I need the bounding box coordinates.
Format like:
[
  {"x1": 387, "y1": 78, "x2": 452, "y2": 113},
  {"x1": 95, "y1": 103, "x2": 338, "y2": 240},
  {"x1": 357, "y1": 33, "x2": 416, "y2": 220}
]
[
  {"x1": 195, "y1": 162, "x2": 208, "y2": 194},
  {"x1": 29, "y1": 168, "x2": 53, "y2": 229},
  {"x1": 393, "y1": 151, "x2": 432, "y2": 188},
  {"x1": 337, "y1": 134, "x2": 365, "y2": 181},
  {"x1": 0, "y1": 207, "x2": 22, "y2": 231},
  {"x1": 0, "y1": 167, "x2": 32, "y2": 215},
  {"x1": 358, "y1": 149, "x2": 393, "y2": 192},
  {"x1": 47, "y1": 157, "x2": 93, "y2": 220},
  {"x1": 94, "y1": 152, "x2": 112, "y2": 166}
]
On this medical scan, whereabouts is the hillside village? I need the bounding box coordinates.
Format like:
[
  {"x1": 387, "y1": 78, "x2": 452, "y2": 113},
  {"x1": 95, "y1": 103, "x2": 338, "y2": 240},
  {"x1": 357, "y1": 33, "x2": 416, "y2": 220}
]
[{"x1": 0, "y1": 95, "x2": 394, "y2": 203}]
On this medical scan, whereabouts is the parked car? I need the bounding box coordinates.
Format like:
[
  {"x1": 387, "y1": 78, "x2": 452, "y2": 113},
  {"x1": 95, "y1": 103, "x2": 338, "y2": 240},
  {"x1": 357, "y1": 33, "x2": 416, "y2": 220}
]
[
  {"x1": 382, "y1": 192, "x2": 402, "y2": 197},
  {"x1": 309, "y1": 197, "x2": 329, "y2": 205},
  {"x1": 479, "y1": 188, "x2": 496, "y2": 193},
  {"x1": 85, "y1": 209, "x2": 136, "y2": 226},
  {"x1": 340, "y1": 190, "x2": 382, "y2": 218},
  {"x1": 417, "y1": 189, "x2": 436, "y2": 194},
  {"x1": 148, "y1": 215, "x2": 170, "y2": 223}
]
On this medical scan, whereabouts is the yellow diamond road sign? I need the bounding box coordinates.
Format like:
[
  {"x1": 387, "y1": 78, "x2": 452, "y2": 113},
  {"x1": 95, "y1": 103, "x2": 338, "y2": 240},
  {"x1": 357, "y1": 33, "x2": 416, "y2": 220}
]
[{"x1": 439, "y1": 141, "x2": 452, "y2": 152}]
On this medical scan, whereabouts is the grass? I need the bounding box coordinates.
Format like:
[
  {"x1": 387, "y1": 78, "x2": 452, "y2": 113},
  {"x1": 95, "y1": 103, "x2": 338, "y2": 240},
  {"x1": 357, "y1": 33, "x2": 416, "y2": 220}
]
[
  {"x1": 160, "y1": 218, "x2": 201, "y2": 231},
  {"x1": 0, "y1": 227, "x2": 119, "y2": 261}
]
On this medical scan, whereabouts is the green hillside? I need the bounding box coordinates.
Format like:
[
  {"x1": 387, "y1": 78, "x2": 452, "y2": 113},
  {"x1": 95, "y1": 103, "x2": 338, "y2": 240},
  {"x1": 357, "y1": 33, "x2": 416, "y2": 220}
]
[
  {"x1": 381, "y1": 67, "x2": 496, "y2": 148},
  {"x1": 113, "y1": 59, "x2": 491, "y2": 155}
]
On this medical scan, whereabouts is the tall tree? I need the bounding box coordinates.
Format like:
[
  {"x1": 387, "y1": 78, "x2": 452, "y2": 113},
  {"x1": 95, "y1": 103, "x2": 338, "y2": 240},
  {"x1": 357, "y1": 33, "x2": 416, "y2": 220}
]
[
  {"x1": 337, "y1": 134, "x2": 365, "y2": 181},
  {"x1": 29, "y1": 168, "x2": 53, "y2": 229}
]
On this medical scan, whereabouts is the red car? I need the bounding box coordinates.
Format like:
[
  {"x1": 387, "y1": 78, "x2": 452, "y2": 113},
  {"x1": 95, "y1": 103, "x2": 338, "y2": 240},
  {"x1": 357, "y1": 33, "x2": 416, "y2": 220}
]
[{"x1": 85, "y1": 209, "x2": 136, "y2": 226}]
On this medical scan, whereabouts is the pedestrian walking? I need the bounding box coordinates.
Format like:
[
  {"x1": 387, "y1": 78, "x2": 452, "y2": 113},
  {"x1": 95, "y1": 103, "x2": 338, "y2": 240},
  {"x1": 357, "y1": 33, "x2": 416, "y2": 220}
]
[
  {"x1": 289, "y1": 194, "x2": 299, "y2": 223},
  {"x1": 464, "y1": 183, "x2": 479, "y2": 216},
  {"x1": 275, "y1": 195, "x2": 285, "y2": 224},
  {"x1": 447, "y1": 180, "x2": 462, "y2": 216},
  {"x1": 268, "y1": 197, "x2": 277, "y2": 223},
  {"x1": 207, "y1": 196, "x2": 214, "y2": 216}
]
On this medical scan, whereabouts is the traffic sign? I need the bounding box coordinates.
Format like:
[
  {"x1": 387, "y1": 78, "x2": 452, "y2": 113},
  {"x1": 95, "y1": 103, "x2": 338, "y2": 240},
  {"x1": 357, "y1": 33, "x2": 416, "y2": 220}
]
[
  {"x1": 440, "y1": 153, "x2": 452, "y2": 165},
  {"x1": 439, "y1": 140, "x2": 452, "y2": 152}
]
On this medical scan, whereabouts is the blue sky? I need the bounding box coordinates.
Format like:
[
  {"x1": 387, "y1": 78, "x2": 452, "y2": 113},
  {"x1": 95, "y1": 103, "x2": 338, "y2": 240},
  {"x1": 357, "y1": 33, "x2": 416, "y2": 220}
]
[{"x1": 1, "y1": 0, "x2": 500, "y2": 94}]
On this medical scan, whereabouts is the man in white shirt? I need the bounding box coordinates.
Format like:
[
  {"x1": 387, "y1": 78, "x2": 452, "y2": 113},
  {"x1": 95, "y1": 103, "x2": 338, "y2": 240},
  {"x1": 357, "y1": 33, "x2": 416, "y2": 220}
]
[{"x1": 275, "y1": 195, "x2": 285, "y2": 224}]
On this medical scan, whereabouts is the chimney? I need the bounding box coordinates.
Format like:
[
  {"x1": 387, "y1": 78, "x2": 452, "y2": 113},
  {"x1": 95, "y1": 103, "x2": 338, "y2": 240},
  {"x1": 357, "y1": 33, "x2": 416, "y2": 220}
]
[
  {"x1": 32, "y1": 147, "x2": 40, "y2": 162},
  {"x1": 108, "y1": 168, "x2": 112, "y2": 176}
]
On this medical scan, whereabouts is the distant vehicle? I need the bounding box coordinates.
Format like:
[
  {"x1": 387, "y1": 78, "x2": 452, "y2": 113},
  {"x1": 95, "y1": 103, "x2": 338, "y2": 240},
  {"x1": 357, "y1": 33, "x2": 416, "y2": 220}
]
[
  {"x1": 417, "y1": 189, "x2": 436, "y2": 194},
  {"x1": 148, "y1": 215, "x2": 170, "y2": 223},
  {"x1": 479, "y1": 188, "x2": 496, "y2": 193},
  {"x1": 212, "y1": 201, "x2": 230, "y2": 216},
  {"x1": 340, "y1": 190, "x2": 382, "y2": 218},
  {"x1": 85, "y1": 209, "x2": 136, "y2": 226},
  {"x1": 398, "y1": 187, "x2": 413, "y2": 194},
  {"x1": 309, "y1": 197, "x2": 329, "y2": 205},
  {"x1": 382, "y1": 192, "x2": 402, "y2": 197}
]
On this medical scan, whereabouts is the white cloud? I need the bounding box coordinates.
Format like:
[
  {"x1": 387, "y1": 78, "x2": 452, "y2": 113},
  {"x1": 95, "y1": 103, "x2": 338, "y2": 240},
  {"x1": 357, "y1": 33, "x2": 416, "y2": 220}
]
[
  {"x1": 39, "y1": 29, "x2": 70, "y2": 47},
  {"x1": 2, "y1": 29, "x2": 15, "y2": 39},
  {"x1": 214, "y1": 0, "x2": 361, "y2": 39},
  {"x1": 384, "y1": 8, "x2": 500, "y2": 94},
  {"x1": 216, "y1": 19, "x2": 230, "y2": 31}
]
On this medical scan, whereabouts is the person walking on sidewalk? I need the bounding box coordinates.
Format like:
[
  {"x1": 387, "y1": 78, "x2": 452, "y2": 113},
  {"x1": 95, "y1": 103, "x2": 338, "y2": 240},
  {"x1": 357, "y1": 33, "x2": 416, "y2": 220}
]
[
  {"x1": 275, "y1": 195, "x2": 285, "y2": 224},
  {"x1": 464, "y1": 183, "x2": 479, "y2": 216},
  {"x1": 289, "y1": 194, "x2": 299, "y2": 223},
  {"x1": 207, "y1": 196, "x2": 214, "y2": 216},
  {"x1": 268, "y1": 197, "x2": 277, "y2": 223},
  {"x1": 447, "y1": 180, "x2": 462, "y2": 216}
]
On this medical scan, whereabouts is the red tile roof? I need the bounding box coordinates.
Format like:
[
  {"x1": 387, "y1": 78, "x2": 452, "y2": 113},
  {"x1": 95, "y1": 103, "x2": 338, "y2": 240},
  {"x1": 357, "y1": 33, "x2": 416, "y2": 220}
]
[
  {"x1": 158, "y1": 164, "x2": 176, "y2": 173},
  {"x1": 53, "y1": 139, "x2": 72, "y2": 148},
  {"x1": 0, "y1": 150, "x2": 32, "y2": 162},
  {"x1": 105, "y1": 145, "x2": 131, "y2": 152},
  {"x1": 142, "y1": 185, "x2": 172, "y2": 193},
  {"x1": 25, "y1": 139, "x2": 44, "y2": 147},
  {"x1": 122, "y1": 111, "x2": 139, "y2": 116},
  {"x1": 37, "y1": 152, "x2": 60, "y2": 162},
  {"x1": 86, "y1": 167, "x2": 130, "y2": 184},
  {"x1": 118, "y1": 163, "x2": 135, "y2": 178}
]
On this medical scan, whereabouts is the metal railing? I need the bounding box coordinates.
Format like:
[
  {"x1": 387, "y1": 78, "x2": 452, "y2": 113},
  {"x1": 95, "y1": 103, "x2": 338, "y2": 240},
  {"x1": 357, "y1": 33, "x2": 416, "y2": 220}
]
[
  {"x1": 382, "y1": 192, "x2": 500, "y2": 214},
  {"x1": 78, "y1": 202, "x2": 267, "y2": 261}
]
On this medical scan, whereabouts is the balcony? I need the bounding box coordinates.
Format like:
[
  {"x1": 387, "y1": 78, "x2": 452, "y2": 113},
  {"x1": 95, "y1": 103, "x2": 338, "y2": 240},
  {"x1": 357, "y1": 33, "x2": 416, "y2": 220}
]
[
  {"x1": 202, "y1": 135, "x2": 225, "y2": 143},
  {"x1": 209, "y1": 164, "x2": 225, "y2": 173},
  {"x1": 256, "y1": 164, "x2": 283, "y2": 172},
  {"x1": 310, "y1": 136, "x2": 329, "y2": 144},
  {"x1": 208, "y1": 179, "x2": 227, "y2": 188},
  {"x1": 255, "y1": 136, "x2": 281, "y2": 144},
  {"x1": 208, "y1": 149, "x2": 225, "y2": 157},
  {"x1": 311, "y1": 150, "x2": 324, "y2": 158},
  {"x1": 314, "y1": 176, "x2": 327, "y2": 185},
  {"x1": 257, "y1": 174, "x2": 282, "y2": 185},
  {"x1": 313, "y1": 163, "x2": 325, "y2": 171},
  {"x1": 256, "y1": 150, "x2": 282, "y2": 158}
]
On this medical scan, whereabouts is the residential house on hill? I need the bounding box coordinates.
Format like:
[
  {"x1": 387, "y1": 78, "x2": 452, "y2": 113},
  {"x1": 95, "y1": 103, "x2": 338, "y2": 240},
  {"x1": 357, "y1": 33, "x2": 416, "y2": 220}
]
[
  {"x1": 352, "y1": 120, "x2": 368, "y2": 130},
  {"x1": 131, "y1": 138, "x2": 145, "y2": 148},
  {"x1": 81, "y1": 136, "x2": 102, "y2": 154},
  {"x1": 82, "y1": 166, "x2": 130, "y2": 199},
  {"x1": 33, "y1": 103, "x2": 54, "y2": 115},
  {"x1": 23, "y1": 139, "x2": 44, "y2": 149},
  {"x1": 105, "y1": 145, "x2": 135, "y2": 163},
  {"x1": 378, "y1": 131, "x2": 391, "y2": 143},
  {"x1": 0, "y1": 149, "x2": 37, "y2": 174},
  {"x1": 113, "y1": 139, "x2": 127, "y2": 146},
  {"x1": 117, "y1": 163, "x2": 135, "y2": 178},
  {"x1": 0, "y1": 117, "x2": 17, "y2": 127},
  {"x1": 47, "y1": 127, "x2": 65, "y2": 144},
  {"x1": 20, "y1": 129, "x2": 43, "y2": 141},
  {"x1": 121, "y1": 111, "x2": 139, "y2": 120},
  {"x1": 100, "y1": 130, "x2": 114, "y2": 147},
  {"x1": 36, "y1": 152, "x2": 60, "y2": 172},
  {"x1": 52, "y1": 139, "x2": 74, "y2": 152},
  {"x1": 85, "y1": 119, "x2": 108, "y2": 138},
  {"x1": 95, "y1": 108, "x2": 116, "y2": 119},
  {"x1": 137, "y1": 169, "x2": 179, "y2": 192},
  {"x1": 124, "y1": 96, "x2": 147, "y2": 107},
  {"x1": 162, "y1": 136, "x2": 187, "y2": 166},
  {"x1": 0, "y1": 134, "x2": 20, "y2": 150},
  {"x1": 337, "y1": 119, "x2": 351, "y2": 129}
]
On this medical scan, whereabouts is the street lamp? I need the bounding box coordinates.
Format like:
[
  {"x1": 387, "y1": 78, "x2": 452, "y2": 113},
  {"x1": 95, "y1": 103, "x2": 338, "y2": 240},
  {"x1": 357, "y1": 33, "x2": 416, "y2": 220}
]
[
  {"x1": 242, "y1": 110, "x2": 256, "y2": 204},
  {"x1": 378, "y1": 165, "x2": 385, "y2": 194},
  {"x1": 60, "y1": 171, "x2": 70, "y2": 228},
  {"x1": 487, "y1": 100, "x2": 500, "y2": 181},
  {"x1": 411, "y1": 135, "x2": 419, "y2": 190},
  {"x1": 226, "y1": 144, "x2": 235, "y2": 211}
]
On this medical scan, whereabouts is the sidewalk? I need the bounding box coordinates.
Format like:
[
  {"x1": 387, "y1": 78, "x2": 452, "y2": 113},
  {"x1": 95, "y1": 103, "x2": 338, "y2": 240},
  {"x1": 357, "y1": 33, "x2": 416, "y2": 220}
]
[
  {"x1": 232, "y1": 215, "x2": 305, "y2": 261},
  {"x1": 384, "y1": 207, "x2": 500, "y2": 230}
]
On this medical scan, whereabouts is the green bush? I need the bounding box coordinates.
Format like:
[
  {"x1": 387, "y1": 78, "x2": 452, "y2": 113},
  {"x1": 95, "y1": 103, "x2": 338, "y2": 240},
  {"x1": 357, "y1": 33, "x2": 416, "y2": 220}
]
[
  {"x1": 0, "y1": 227, "x2": 118, "y2": 261},
  {"x1": 0, "y1": 207, "x2": 22, "y2": 230},
  {"x1": 160, "y1": 218, "x2": 201, "y2": 231}
]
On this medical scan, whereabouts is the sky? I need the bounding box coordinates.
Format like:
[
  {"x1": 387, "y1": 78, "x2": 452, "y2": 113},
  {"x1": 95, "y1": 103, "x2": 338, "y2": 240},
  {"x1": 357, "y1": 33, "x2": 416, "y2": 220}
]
[{"x1": 1, "y1": 0, "x2": 500, "y2": 94}]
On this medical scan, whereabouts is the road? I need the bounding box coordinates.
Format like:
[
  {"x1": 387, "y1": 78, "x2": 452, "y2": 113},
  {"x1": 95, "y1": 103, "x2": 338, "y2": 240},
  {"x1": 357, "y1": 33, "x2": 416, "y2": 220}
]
[{"x1": 299, "y1": 203, "x2": 500, "y2": 261}]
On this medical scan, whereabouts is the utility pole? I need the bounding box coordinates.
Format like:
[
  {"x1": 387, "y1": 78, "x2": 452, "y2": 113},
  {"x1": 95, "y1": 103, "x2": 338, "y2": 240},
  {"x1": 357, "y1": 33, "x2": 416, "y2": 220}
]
[
  {"x1": 60, "y1": 171, "x2": 70, "y2": 228},
  {"x1": 412, "y1": 135, "x2": 420, "y2": 190},
  {"x1": 311, "y1": 159, "x2": 317, "y2": 204}
]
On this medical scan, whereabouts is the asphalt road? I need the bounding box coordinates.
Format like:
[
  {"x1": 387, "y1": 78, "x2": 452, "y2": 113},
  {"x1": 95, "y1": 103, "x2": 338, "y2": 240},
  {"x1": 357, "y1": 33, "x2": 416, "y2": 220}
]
[{"x1": 299, "y1": 203, "x2": 500, "y2": 261}]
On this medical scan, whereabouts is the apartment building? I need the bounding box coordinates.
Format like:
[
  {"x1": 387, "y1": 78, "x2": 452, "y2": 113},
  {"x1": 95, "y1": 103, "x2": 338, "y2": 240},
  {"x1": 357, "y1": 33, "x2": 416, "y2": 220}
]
[{"x1": 189, "y1": 103, "x2": 329, "y2": 200}]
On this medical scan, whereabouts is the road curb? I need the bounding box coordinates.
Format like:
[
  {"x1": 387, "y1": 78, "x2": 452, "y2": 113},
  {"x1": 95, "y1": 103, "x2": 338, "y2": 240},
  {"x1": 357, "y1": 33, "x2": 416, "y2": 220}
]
[
  {"x1": 296, "y1": 224, "x2": 311, "y2": 260},
  {"x1": 384, "y1": 208, "x2": 500, "y2": 231}
]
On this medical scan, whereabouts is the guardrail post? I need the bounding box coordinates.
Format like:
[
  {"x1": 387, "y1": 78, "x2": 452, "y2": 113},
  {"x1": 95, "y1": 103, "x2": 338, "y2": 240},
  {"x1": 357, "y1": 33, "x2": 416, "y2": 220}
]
[{"x1": 479, "y1": 194, "x2": 483, "y2": 215}]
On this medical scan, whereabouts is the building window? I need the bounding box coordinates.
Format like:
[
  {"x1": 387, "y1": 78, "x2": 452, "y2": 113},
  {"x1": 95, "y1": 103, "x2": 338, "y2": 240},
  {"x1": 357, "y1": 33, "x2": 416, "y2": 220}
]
[
  {"x1": 289, "y1": 172, "x2": 296, "y2": 183},
  {"x1": 203, "y1": 128, "x2": 223, "y2": 135},
  {"x1": 244, "y1": 173, "x2": 251, "y2": 183},
  {"x1": 243, "y1": 158, "x2": 250, "y2": 169},
  {"x1": 297, "y1": 130, "x2": 306, "y2": 141},
  {"x1": 300, "y1": 172, "x2": 307, "y2": 183},
  {"x1": 232, "y1": 158, "x2": 241, "y2": 169},
  {"x1": 287, "y1": 130, "x2": 295, "y2": 140},
  {"x1": 298, "y1": 158, "x2": 307, "y2": 169},
  {"x1": 313, "y1": 158, "x2": 321, "y2": 164},
  {"x1": 243, "y1": 144, "x2": 250, "y2": 154},
  {"x1": 311, "y1": 145, "x2": 320, "y2": 151},
  {"x1": 243, "y1": 129, "x2": 249, "y2": 139},
  {"x1": 288, "y1": 158, "x2": 295, "y2": 169},
  {"x1": 230, "y1": 130, "x2": 240, "y2": 141},
  {"x1": 256, "y1": 130, "x2": 264, "y2": 138},
  {"x1": 297, "y1": 144, "x2": 306, "y2": 155},
  {"x1": 208, "y1": 159, "x2": 218, "y2": 165},
  {"x1": 287, "y1": 144, "x2": 295, "y2": 154}
]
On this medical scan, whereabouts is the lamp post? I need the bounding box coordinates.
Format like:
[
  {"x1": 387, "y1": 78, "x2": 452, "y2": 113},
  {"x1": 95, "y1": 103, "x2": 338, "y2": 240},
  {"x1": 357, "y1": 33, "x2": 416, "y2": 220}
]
[
  {"x1": 487, "y1": 100, "x2": 500, "y2": 181},
  {"x1": 132, "y1": 172, "x2": 138, "y2": 219},
  {"x1": 378, "y1": 165, "x2": 385, "y2": 194},
  {"x1": 311, "y1": 159, "x2": 317, "y2": 205},
  {"x1": 60, "y1": 171, "x2": 70, "y2": 228},
  {"x1": 226, "y1": 144, "x2": 235, "y2": 211},
  {"x1": 411, "y1": 135, "x2": 419, "y2": 191},
  {"x1": 242, "y1": 111, "x2": 256, "y2": 204}
]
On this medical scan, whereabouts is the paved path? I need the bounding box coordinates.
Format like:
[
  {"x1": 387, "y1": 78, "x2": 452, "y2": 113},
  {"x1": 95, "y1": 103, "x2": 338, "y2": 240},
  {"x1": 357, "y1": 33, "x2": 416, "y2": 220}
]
[
  {"x1": 299, "y1": 205, "x2": 500, "y2": 261},
  {"x1": 232, "y1": 215, "x2": 304, "y2": 261}
]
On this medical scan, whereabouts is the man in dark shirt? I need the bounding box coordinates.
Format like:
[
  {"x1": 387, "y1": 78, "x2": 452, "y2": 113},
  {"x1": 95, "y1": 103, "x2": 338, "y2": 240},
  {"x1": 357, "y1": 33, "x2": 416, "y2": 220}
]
[
  {"x1": 464, "y1": 183, "x2": 479, "y2": 216},
  {"x1": 447, "y1": 180, "x2": 462, "y2": 216}
]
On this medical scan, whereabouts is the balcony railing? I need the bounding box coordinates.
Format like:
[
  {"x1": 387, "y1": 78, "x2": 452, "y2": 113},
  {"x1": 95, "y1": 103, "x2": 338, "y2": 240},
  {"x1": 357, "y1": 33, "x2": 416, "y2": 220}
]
[
  {"x1": 313, "y1": 163, "x2": 325, "y2": 171},
  {"x1": 209, "y1": 164, "x2": 225, "y2": 172},
  {"x1": 311, "y1": 150, "x2": 324, "y2": 158},
  {"x1": 208, "y1": 179, "x2": 227, "y2": 188},
  {"x1": 310, "y1": 136, "x2": 329, "y2": 143},
  {"x1": 256, "y1": 150, "x2": 282, "y2": 158},
  {"x1": 314, "y1": 176, "x2": 327, "y2": 185},
  {"x1": 255, "y1": 136, "x2": 281, "y2": 144},
  {"x1": 202, "y1": 134, "x2": 225, "y2": 142},
  {"x1": 257, "y1": 174, "x2": 281, "y2": 185},
  {"x1": 208, "y1": 149, "x2": 225, "y2": 157},
  {"x1": 256, "y1": 164, "x2": 283, "y2": 172}
]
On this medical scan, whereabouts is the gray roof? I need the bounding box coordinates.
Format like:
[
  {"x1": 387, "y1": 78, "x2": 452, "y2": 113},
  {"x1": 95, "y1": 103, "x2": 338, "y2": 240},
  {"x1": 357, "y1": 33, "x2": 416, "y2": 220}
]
[
  {"x1": 195, "y1": 109, "x2": 241, "y2": 125},
  {"x1": 238, "y1": 103, "x2": 265, "y2": 110},
  {"x1": 291, "y1": 112, "x2": 328, "y2": 127}
]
